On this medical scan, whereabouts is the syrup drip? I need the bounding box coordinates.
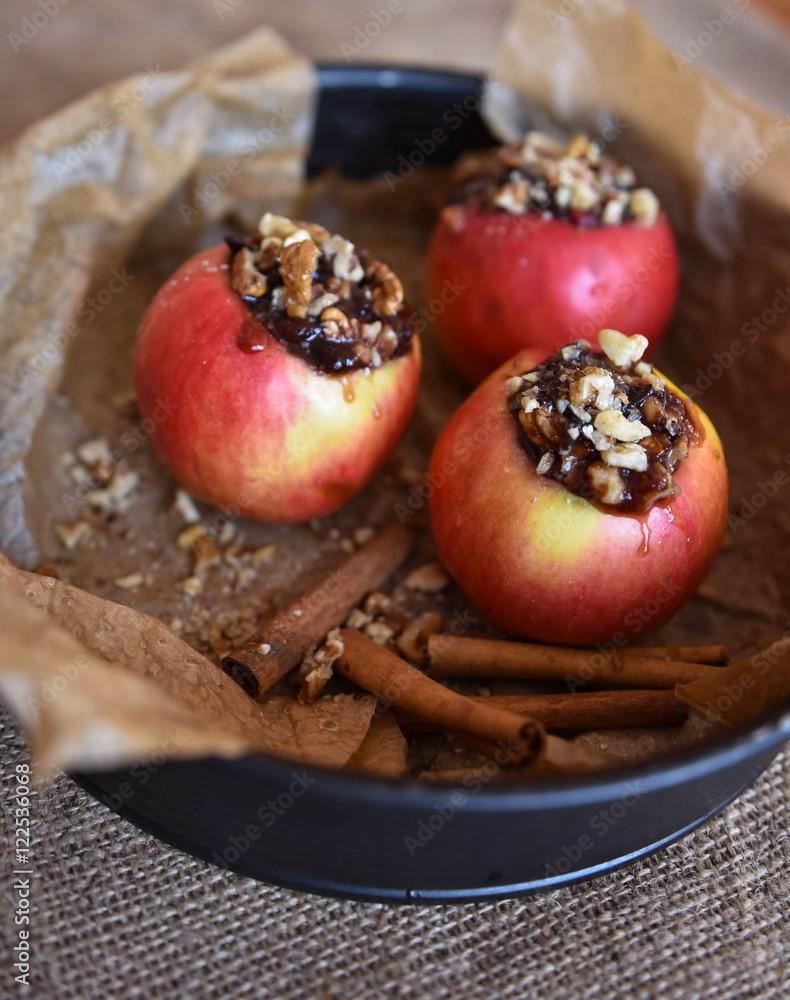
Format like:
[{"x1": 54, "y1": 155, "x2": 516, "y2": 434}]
[
  {"x1": 638, "y1": 520, "x2": 651, "y2": 558},
  {"x1": 341, "y1": 377, "x2": 355, "y2": 403}
]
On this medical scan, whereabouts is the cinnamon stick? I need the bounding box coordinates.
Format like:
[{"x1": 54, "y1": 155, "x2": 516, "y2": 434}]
[
  {"x1": 335, "y1": 629, "x2": 544, "y2": 765},
  {"x1": 221, "y1": 525, "x2": 414, "y2": 698},
  {"x1": 394, "y1": 689, "x2": 688, "y2": 733},
  {"x1": 427, "y1": 635, "x2": 724, "y2": 688}
]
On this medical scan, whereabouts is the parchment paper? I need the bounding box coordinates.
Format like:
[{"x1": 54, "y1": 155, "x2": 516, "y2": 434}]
[{"x1": 1, "y1": 3, "x2": 790, "y2": 777}]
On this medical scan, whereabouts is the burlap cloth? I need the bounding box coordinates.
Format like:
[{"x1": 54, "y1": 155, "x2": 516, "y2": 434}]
[{"x1": 2, "y1": 705, "x2": 788, "y2": 999}]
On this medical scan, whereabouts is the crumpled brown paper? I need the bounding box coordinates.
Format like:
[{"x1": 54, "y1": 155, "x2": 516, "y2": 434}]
[
  {"x1": 0, "y1": 26, "x2": 316, "y2": 566},
  {"x1": 0, "y1": 554, "x2": 376, "y2": 775},
  {"x1": 2, "y1": 4, "x2": 790, "y2": 779}
]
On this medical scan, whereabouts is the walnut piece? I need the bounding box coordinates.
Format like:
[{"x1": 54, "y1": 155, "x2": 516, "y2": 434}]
[
  {"x1": 279, "y1": 238, "x2": 319, "y2": 319},
  {"x1": 603, "y1": 443, "x2": 649, "y2": 471},
  {"x1": 367, "y1": 261, "x2": 404, "y2": 316},
  {"x1": 599, "y1": 328, "x2": 648, "y2": 368},
  {"x1": 587, "y1": 462, "x2": 626, "y2": 505},
  {"x1": 629, "y1": 188, "x2": 660, "y2": 226},
  {"x1": 569, "y1": 370, "x2": 615, "y2": 409},
  {"x1": 594, "y1": 409, "x2": 650, "y2": 443},
  {"x1": 404, "y1": 562, "x2": 450, "y2": 593},
  {"x1": 231, "y1": 247, "x2": 267, "y2": 298}
]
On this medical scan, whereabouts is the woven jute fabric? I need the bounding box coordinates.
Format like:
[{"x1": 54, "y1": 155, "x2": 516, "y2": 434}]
[{"x1": 1, "y1": 711, "x2": 788, "y2": 1000}]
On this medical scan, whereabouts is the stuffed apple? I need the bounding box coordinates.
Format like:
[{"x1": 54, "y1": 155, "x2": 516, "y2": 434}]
[
  {"x1": 429, "y1": 330, "x2": 727, "y2": 646},
  {"x1": 426, "y1": 132, "x2": 679, "y2": 383},
  {"x1": 134, "y1": 214, "x2": 421, "y2": 522}
]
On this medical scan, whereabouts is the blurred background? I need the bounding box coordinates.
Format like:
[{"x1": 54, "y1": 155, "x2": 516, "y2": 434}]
[{"x1": 0, "y1": 0, "x2": 788, "y2": 143}]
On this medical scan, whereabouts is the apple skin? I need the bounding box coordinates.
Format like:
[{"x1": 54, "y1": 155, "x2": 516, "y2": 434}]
[
  {"x1": 426, "y1": 206, "x2": 680, "y2": 384},
  {"x1": 428, "y1": 350, "x2": 728, "y2": 647},
  {"x1": 134, "y1": 243, "x2": 422, "y2": 522}
]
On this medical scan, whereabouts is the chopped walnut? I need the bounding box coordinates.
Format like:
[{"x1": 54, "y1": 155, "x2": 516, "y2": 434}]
[
  {"x1": 404, "y1": 562, "x2": 450, "y2": 594},
  {"x1": 569, "y1": 370, "x2": 615, "y2": 409},
  {"x1": 114, "y1": 572, "x2": 143, "y2": 590},
  {"x1": 251, "y1": 544, "x2": 276, "y2": 565},
  {"x1": 396, "y1": 611, "x2": 444, "y2": 665},
  {"x1": 364, "y1": 620, "x2": 396, "y2": 645},
  {"x1": 307, "y1": 292, "x2": 340, "y2": 317},
  {"x1": 629, "y1": 188, "x2": 660, "y2": 226},
  {"x1": 603, "y1": 443, "x2": 648, "y2": 471},
  {"x1": 297, "y1": 627, "x2": 344, "y2": 704},
  {"x1": 599, "y1": 328, "x2": 648, "y2": 368},
  {"x1": 324, "y1": 234, "x2": 364, "y2": 282},
  {"x1": 76, "y1": 437, "x2": 114, "y2": 486},
  {"x1": 178, "y1": 575, "x2": 203, "y2": 598},
  {"x1": 172, "y1": 489, "x2": 201, "y2": 523},
  {"x1": 192, "y1": 535, "x2": 221, "y2": 574},
  {"x1": 587, "y1": 462, "x2": 626, "y2": 505},
  {"x1": 320, "y1": 306, "x2": 351, "y2": 339},
  {"x1": 229, "y1": 214, "x2": 414, "y2": 374},
  {"x1": 280, "y1": 238, "x2": 319, "y2": 319},
  {"x1": 231, "y1": 247, "x2": 267, "y2": 298},
  {"x1": 55, "y1": 521, "x2": 93, "y2": 551},
  {"x1": 507, "y1": 334, "x2": 698, "y2": 511},
  {"x1": 86, "y1": 468, "x2": 139, "y2": 513},
  {"x1": 594, "y1": 409, "x2": 650, "y2": 443},
  {"x1": 177, "y1": 524, "x2": 208, "y2": 551},
  {"x1": 363, "y1": 591, "x2": 391, "y2": 616},
  {"x1": 352, "y1": 526, "x2": 375, "y2": 547},
  {"x1": 449, "y1": 131, "x2": 661, "y2": 228},
  {"x1": 366, "y1": 261, "x2": 404, "y2": 316},
  {"x1": 346, "y1": 608, "x2": 374, "y2": 629}
]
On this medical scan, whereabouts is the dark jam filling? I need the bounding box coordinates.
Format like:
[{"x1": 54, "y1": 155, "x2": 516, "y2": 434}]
[
  {"x1": 227, "y1": 236, "x2": 415, "y2": 375},
  {"x1": 512, "y1": 345, "x2": 701, "y2": 513},
  {"x1": 448, "y1": 144, "x2": 640, "y2": 229}
]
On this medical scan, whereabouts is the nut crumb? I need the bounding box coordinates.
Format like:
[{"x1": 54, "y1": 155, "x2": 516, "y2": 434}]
[
  {"x1": 251, "y1": 544, "x2": 276, "y2": 565},
  {"x1": 352, "y1": 526, "x2": 375, "y2": 547},
  {"x1": 55, "y1": 521, "x2": 92, "y2": 551},
  {"x1": 172, "y1": 489, "x2": 201, "y2": 523},
  {"x1": 404, "y1": 562, "x2": 450, "y2": 594},
  {"x1": 114, "y1": 572, "x2": 143, "y2": 590},
  {"x1": 177, "y1": 524, "x2": 208, "y2": 551},
  {"x1": 178, "y1": 576, "x2": 203, "y2": 598},
  {"x1": 346, "y1": 608, "x2": 373, "y2": 629},
  {"x1": 364, "y1": 620, "x2": 395, "y2": 645}
]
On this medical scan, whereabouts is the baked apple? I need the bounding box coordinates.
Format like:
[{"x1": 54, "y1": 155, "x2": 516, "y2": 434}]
[
  {"x1": 429, "y1": 330, "x2": 727, "y2": 646},
  {"x1": 134, "y1": 214, "x2": 421, "y2": 522},
  {"x1": 426, "y1": 132, "x2": 679, "y2": 383}
]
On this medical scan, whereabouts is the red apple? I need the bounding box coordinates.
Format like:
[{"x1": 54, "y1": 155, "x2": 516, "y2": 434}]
[
  {"x1": 135, "y1": 242, "x2": 421, "y2": 522},
  {"x1": 428, "y1": 345, "x2": 728, "y2": 647},
  {"x1": 427, "y1": 206, "x2": 679, "y2": 384}
]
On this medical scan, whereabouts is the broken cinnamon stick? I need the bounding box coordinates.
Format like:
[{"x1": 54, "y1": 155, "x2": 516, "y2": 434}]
[
  {"x1": 394, "y1": 689, "x2": 688, "y2": 733},
  {"x1": 335, "y1": 629, "x2": 544, "y2": 765},
  {"x1": 221, "y1": 525, "x2": 414, "y2": 698},
  {"x1": 427, "y1": 635, "x2": 724, "y2": 688}
]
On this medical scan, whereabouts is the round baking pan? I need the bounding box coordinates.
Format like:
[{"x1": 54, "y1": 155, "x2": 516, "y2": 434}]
[{"x1": 75, "y1": 65, "x2": 790, "y2": 903}]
